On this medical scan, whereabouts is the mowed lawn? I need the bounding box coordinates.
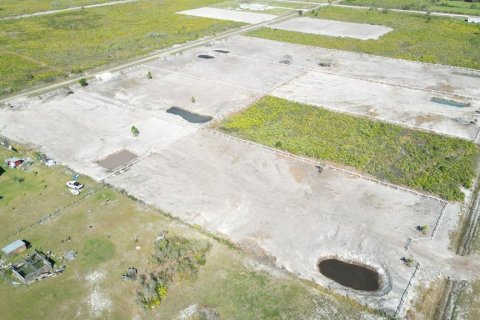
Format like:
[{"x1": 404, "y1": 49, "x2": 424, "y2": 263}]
[
  {"x1": 216, "y1": 96, "x2": 478, "y2": 201},
  {"x1": 0, "y1": 0, "x2": 242, "y2": 96},
  {"x1": 248, "y1": 6, "x2": 480, "y2": 69},
  {"x1": 341, "y1": 0, "x2": 480, "y2": 15}
]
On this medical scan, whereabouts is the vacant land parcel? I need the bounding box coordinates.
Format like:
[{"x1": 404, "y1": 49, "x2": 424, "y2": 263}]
[
  {"x1": 217, "y1": 96, "x2": 478, "y2": 201},
  {"x1": 0, "y1": 146, "x2": 380, "y2": 320},
  {"x1": 0, "y1": 0, "x2": 242, "y2": 96},
  {"x1": 2, "y1": 32, "x2": 478, "y2": 315},
  {"x1": 250, "y1": 6, "x2": 480, "y2": 69}
]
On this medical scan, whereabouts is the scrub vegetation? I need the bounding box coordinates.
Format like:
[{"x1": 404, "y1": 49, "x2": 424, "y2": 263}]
[
  {"x1": 248, "y1": 6, "x2": 480, "y2": 69},
  {"x1": 0, "y1": 0, "x2": 242, "y2": 96},
  {"x1": 341, "y1": 0, "x2": 480, "y2": 15},
  {"x1": 0, "y1": 0, "x2": 116, "y2": 18},
  {"x1": 217, "y1": 96, "x2": 478, "y2": 201}
]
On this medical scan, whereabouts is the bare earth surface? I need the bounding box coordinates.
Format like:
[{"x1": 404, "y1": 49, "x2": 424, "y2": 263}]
[
  {"x1": 2, "y1": 35, "x2": 480, "y2": 316},
  {"x1": 270, "y1": 17, "x2": 393, "y2": 40}
]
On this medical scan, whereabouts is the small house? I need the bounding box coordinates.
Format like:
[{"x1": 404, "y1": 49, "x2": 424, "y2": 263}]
[
  {"x1": 6, "y1": 157, "x2": 24, "y2": 168},
  {"x1": 1, "y1": 240, "x2": 27, "y2": 256}
]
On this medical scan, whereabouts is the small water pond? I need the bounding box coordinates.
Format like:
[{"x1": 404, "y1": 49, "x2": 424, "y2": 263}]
[
  {"x1": 318, "y1": 258, "x2": 380, "y2": 292},
  {"x1": 166, "y1": 107, "x2": 213, "y2": 123}
]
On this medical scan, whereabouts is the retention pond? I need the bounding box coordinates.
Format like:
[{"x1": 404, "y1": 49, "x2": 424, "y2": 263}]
[
  {"x1": 318, "y1": 258, "x2": 380, "y2": 292},
  {"x1": 166, "y1": 107, "x2": 213, "y2": 123}
]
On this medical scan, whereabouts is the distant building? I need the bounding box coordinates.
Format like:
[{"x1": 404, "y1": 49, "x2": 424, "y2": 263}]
[
  {"x1": 1, "y1": 240, "x2": 27, "y2": 256},
  {"x1": 5, "y1": 157, "x2": 24, "y2": 168},
  {"x1": 11, "y1": 251, "x2": 54, "y2": 284},
  {"x1": 467, "y1": 17, "x2": 480, "y2": 24}
]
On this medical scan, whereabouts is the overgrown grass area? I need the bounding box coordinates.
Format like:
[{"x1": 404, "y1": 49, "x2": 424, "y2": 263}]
[
  {"x1": 216, "y1": 96, "x2": 478, "y2": 201},
  {"x1": 0, "y1": 0, "x2": 117, "y2": 18},
  {"x1": 341, "y1": 0, "x2": 480, "y2": 15},
  {"x1": 0, "y1": 143, "x2": 383, "y2": 319},
  {"x1": 0, "y1": 0, "x2": 242, "y2": 96},
  {"x1": 248, "y1": 6, "x2": 480, "y2": 69}
]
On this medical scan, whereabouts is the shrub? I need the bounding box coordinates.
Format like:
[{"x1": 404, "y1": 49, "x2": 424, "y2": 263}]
[
  {"x1": 79, "y1": 78, "x2": 88, "y2": 86},
  {"x1": 131, "y1": 125, "x2": 140, "y2": 137},
  {"x1": 136, "y1": 234, "x2": 211, "y2": 309}
]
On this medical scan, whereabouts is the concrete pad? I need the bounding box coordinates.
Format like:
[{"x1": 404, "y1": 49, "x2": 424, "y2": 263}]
[
  {"x1": 106, "y1": 129, "x2": 446, "y2": 313},
  {"x1": 270, "y1": 71, "x2": 480, "y2": 140},
  {"x1": 0, "y1": 92, "x2": 197, "y2": 180},
  {"x1": 177, "y1": 7, "x2": 277, "y2": 24},
  {"x1": 270, "y1": 17, "x2": 393, "y2": 40},
  {"x1": 215, "y1": 35, "x2": 480, "y2": 99}
]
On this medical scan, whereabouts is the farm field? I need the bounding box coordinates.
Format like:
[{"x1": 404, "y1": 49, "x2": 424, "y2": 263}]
[
  {"x1": 0, "y1": 0, "x2": 242, "y2": 97},
  {"x1": 248, "y1": 6, "x2": 480, "y2": 69},
  {"x1": 0, "y1": 145, "x2": 381, "y2": 320},
  {"x1": 0, "y1": 0, "x2": 118, "y2": 18},
  {"x1": 340, "y1": 0, "x2": 480, "y2": 16},
  {"x1": 216, "y1": 96, "x2": 478, "y2": 201}
]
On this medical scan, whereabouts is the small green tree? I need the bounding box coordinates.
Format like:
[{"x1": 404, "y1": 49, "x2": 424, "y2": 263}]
[
  {"x1": 79, "y1": 78, "x2": 88, "y2": 86},
  {"x1": 419, "y1": 225, "x2": 429, "y2": 235},
  {"x1": 405, "y1": 257, "x2": 414, "y2": 267},
  {"x1": 131, "y1": 125, "x2": 140, "y2": 137},
  {"x1": 147, "y1": 71, "x2": 152, "y2": 79}
]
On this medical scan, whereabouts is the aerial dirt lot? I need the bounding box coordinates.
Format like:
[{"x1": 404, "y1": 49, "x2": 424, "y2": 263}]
[
  {"x1": 2, "y1": 34, "x2": 480, "y2": 316},
  {"x1": 270, "y1": 17, "x2": 393, "y2": 40},
  {"x1": 106, "y1": 129, "x2": 456, "y2": 313}
]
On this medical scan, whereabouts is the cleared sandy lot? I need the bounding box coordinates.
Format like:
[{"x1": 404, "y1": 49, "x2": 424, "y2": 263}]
[
  {"x1": 0, "y1": 91, "x2": 198, "y2": 180},
  {"x1": 106, "y1": 129, "x2": 448, "y2": 313},
  {"x1": 90, "y1": 66, "x2": 261, "y2": 117},
  {"x1": 271, "y1": 17, "x2": 393, "y2": 39},
  {"x1": 271, "y1": 71, "x2": 480, "y2": 140},
  {"x1": 1, "y1": 33, "x2": 477, "y2": 315},
  {"x1": 217, "y1": 36, "x2": 480, "y2": 99},
  {"x1": 177, "y1": 7, "x2": 277, "y2": 24}
]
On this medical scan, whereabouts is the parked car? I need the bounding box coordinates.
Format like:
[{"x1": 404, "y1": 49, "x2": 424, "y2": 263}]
[{"x1": 66, "y1": 181, "x2": 84, "y2": 190}]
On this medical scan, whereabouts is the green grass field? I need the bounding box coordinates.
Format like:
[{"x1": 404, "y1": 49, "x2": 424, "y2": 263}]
[
  {"x1": 341, "y1": 0, "x2": 480, "y2": 15},
  {"x1": 216, "y1": 96, "x2": 478, "y2": 201},
  {"x1": 0, "y1": 0, "x2": 242, "y2": 97},
  {"x1": 0, "y1": 0, "x2": 118, "y2": 18},
  {"x1": 0, "y1": 143, "x2": 382, "y2": 319},
  {"x1": 248, "y1": 6, "x2": 480, "y2": 69}
]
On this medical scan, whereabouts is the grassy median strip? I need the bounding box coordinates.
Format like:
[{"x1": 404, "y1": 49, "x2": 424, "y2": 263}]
[
  {"x1": 216, "y1": 96, "x2": 478, "y2": 201},
  {"x1": 248, "y1": 6, "x2": 480, "y2": 70},
  {"x1": 0, "y1": 0, "x2": 243, "y2": 96}
]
